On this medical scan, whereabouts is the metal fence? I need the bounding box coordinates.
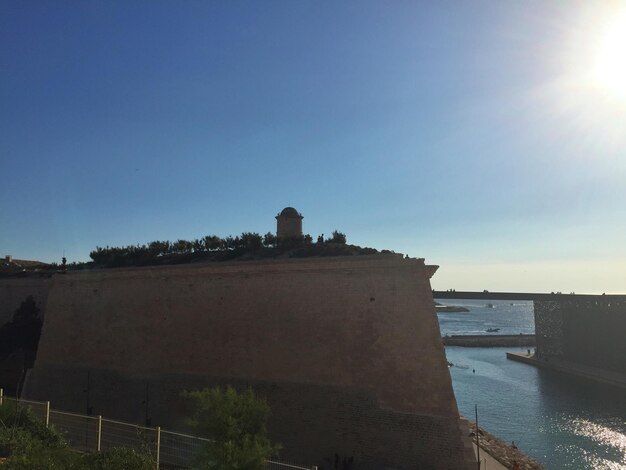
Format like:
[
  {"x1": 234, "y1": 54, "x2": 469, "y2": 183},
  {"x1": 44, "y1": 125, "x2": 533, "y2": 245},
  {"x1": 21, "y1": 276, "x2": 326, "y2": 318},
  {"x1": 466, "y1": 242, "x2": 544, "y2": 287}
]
[
  {"x1": 265, "y1": 460, "x2": 312, "y2": 470},
  {"x1": 0, "y1": 389, "x2": 316, "y2": 470}
]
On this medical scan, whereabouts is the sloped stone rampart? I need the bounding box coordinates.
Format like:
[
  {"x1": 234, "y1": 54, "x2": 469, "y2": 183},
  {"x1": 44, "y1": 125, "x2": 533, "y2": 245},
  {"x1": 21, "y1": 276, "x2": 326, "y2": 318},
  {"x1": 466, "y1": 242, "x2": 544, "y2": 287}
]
[{"x1": 24, "y1": 255, "x2": 473, "y2": 469}]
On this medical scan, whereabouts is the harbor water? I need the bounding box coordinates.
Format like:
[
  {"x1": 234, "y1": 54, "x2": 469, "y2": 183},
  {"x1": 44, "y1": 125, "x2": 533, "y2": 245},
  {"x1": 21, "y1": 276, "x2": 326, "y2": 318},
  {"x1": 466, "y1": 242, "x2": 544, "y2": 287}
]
[{"x1": 437, "y1": 299, "x2": 626, "y2": 469}]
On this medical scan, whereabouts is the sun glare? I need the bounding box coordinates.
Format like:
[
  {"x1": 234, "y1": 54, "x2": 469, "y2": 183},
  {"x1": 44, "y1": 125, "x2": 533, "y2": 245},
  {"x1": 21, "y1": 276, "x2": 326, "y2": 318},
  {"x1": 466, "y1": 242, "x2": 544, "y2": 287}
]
[
  {"x1": 591, "y1": 8, "x2": 626, "y2": 100},
  {"x1": 544, "y1": 3, "x2": 626, "y2": 150}
]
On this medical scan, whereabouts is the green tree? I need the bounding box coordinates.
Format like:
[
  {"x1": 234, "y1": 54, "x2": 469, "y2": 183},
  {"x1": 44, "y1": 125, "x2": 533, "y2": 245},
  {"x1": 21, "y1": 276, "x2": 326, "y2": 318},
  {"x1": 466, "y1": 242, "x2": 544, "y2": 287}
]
[
  {"x1": 204, "y1": 235, "x2": 223, "y2": 251},
  {"x1": 182, "y1": 386, "x2": 280, "y2": 470},
  {"x1": 328, "y1": 230, "x2": 347, "y2": 244},
  {"x1": 223, "y1": 235, "x2": 243, "y2": 250},
  {"x1": 240, "y1": 232, "x2": 263, "y2": 252},
  {"x1": 148, "y1": 240, "x2": 170, "y2": 257},
  {"x1": 262, "y1": 232, "x2": 277, "y2": 248},
  {"x1": 193, "y1": 238, "x2": 206, "y2": 253},
  {"x1": 89, "y1": 246, "x2": 109, "y2": 264},
  {"x1": 172, "y1": 239, "x2": 194, "y2": 254}
]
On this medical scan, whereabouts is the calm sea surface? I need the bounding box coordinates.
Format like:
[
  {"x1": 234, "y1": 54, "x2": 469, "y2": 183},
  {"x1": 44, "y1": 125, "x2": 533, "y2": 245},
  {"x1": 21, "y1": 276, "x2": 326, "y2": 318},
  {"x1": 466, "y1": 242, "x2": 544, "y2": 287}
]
[{"x1": 436, "y1": 299, "x2": 626, "y2": 469}]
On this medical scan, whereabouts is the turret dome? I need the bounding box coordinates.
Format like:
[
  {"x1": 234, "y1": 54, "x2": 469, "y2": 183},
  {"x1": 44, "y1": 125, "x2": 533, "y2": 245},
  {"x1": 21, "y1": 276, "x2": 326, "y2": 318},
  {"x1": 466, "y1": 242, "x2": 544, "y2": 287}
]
[{"x1": 279, "y1": 207, "x2": 301, "y2": 218}]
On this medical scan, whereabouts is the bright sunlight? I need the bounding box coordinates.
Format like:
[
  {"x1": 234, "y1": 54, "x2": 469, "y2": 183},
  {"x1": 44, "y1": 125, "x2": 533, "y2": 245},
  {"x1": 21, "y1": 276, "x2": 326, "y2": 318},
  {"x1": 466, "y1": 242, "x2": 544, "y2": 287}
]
[
  {"x1": 541, "y1": 2, "x2": 626, "y2": 152},
  {"x1": 591, "y1": 7, "x2": 626, "y2": 100}
]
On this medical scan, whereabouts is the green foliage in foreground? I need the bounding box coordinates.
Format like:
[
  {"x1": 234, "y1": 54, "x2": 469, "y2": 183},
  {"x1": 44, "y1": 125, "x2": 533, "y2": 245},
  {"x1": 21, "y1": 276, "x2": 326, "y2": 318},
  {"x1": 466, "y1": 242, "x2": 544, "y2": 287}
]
[
  {"x1": 0, "y1": 402, "x2": 76, "y2": 470},
  {"x1": 0, "y1": 402, "x2": 153, "y2": 469},
  {"x1": 0, "y1": 401, "x2": 67, "y2": 451},
  {"x1": 79, "y1": 447, "x2": 154, "y2": 470},
  {"x1": 183, "y1": 386, "x2": 281, "y2": 470}
]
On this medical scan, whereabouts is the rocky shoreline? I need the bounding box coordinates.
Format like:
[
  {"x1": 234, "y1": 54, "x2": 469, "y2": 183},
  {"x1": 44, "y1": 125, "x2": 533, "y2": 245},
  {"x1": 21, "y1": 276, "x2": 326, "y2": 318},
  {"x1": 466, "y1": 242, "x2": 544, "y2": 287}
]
[{"x1": 469, "y1": 422, "x2": 545, "y2": 470}]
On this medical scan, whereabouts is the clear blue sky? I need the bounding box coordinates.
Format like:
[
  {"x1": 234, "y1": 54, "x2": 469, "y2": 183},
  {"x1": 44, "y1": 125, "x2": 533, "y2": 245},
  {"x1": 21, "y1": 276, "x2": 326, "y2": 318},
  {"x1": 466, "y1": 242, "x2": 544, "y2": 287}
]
[{"x1": 2, "y1": 1, "x2": 625, "y2": 293}]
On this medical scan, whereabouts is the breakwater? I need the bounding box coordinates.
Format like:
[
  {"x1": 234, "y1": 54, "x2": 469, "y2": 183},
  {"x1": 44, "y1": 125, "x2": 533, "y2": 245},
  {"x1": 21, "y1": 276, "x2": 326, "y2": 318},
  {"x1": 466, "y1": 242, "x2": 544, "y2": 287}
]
[{"x1": 442, "y1": 334, "x2": 535, "y2": 347}]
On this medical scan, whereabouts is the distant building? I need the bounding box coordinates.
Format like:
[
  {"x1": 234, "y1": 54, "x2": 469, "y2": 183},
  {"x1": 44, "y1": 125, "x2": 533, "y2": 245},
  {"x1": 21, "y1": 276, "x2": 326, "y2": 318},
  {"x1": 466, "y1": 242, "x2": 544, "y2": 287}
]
[
  {"x1": 275, "y1": 207, "x2": 303, "y2": 238},
  {"x1": 1, "y1": 255, "x2": 50, "y2": 273}
]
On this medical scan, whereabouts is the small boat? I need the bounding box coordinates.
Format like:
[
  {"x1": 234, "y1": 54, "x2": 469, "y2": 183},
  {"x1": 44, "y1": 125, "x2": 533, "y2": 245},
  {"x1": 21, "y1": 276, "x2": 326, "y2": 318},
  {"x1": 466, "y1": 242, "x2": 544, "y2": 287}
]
[
  {"x1": 486, "y1": 327, "x2": 500, "y2": 333},
  {"x1": 485, "y1": 303, "x2": 495, "y2": 308},
  {"x1": 435, "y1": 304, "x2": 470, "y2": 313}
]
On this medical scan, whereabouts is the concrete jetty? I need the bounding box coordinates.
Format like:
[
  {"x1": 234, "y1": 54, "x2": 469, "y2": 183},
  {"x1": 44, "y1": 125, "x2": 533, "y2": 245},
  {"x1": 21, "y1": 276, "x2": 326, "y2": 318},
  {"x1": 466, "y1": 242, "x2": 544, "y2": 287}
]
[
  {"x1": 443, "y1": 334, "x2": 535, "y2": 347},
  {"x1": 507, "y1": 352, "x2": 626, "y2": 389}
]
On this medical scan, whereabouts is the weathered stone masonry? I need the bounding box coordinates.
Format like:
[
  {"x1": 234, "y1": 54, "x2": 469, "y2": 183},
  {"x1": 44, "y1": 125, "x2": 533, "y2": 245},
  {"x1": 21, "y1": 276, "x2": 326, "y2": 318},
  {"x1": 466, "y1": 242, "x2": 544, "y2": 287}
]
[{"x1": 22, "y1": 255, "x2": 473, "y2": 469}]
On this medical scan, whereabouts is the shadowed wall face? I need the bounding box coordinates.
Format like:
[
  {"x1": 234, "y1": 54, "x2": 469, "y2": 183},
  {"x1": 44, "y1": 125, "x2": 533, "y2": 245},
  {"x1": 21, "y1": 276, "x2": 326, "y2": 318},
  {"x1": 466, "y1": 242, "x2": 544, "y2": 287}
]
[
  {"x1": 25, "y1": 256, "x2": 472, "y2": 469},
  {"x1": 0, "y1": 278, "x2": 51, "y2": 394},
  {"x1": 534, "y1": 301, "x2": 565, "y2": 358},
  {"x1": 0, "y1": 278, "x2": 51, "y2": 327},
  {"x1": 535, "y1": 299, "x2": 626, "y2": 374}
]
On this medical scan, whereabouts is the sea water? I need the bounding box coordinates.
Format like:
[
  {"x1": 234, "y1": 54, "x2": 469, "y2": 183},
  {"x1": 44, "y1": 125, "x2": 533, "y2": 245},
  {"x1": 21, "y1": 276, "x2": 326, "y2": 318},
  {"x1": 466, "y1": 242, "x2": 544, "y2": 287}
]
[
  {"x1": 437, "y1": 298, "x2": 535, "y2": 336},
  {"x1": 436, "y1": 299, "x2": 626, "y2": 469}
]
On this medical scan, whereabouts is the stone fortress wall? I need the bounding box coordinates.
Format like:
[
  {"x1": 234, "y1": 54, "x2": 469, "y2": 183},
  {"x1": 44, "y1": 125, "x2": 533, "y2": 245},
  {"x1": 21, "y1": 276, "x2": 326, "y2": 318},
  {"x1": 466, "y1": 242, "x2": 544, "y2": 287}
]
[
  {"x1": 0, "y1": 277, "x2": 52, "y2": 326},
  {"x1": 20, "y1": 255, "x2": 473, "y2": 469},
  {"x1": 535, "y1": 298, "x2": 626, "y2": 374},
  {"x1": 0, "y1": 277, "x2": 53, "y2": 394}
]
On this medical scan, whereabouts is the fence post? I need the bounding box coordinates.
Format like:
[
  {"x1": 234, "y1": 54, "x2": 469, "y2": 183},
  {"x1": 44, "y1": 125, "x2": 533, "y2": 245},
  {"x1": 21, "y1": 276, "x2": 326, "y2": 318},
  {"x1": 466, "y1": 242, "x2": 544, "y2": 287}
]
[
  {"x1": 45, "y1": 401, "x2": 50, "y2": 427},
  {"x1": 155, "y1": 426, "x2": 161, "y2": 470},
  {"x1": 0, "y1": 388, "x2": 3, "y2": 406},
  {"x1": 97, "y1": 415, "x2": 102, "y2": 452}
]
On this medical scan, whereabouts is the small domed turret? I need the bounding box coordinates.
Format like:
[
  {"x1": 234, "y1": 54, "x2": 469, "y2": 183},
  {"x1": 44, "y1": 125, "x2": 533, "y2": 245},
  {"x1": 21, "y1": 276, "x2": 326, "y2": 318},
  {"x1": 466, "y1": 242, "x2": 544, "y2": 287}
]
[{"x1": 276, "y1": 207, "x2": 303, "y2": 238}]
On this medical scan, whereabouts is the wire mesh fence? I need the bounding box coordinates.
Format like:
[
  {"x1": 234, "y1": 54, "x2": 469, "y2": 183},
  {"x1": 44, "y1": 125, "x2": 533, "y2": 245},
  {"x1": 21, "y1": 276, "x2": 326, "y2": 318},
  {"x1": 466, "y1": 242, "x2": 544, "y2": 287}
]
[
  {"x1": 50, "y1": 410, "x2": 99, "y2": 452},
  {"x1": 0, "y1": 389, "x2": 316, "y2": 469},
  {"x1": 1, "y1": 395, "x2": 49, "y2": 423},
  {"x1": 159, "y1": 429, "x2": 209, "y2": 468},
  {"x1": 100, "y1": 418, "x2": 157, "y2": 454}
]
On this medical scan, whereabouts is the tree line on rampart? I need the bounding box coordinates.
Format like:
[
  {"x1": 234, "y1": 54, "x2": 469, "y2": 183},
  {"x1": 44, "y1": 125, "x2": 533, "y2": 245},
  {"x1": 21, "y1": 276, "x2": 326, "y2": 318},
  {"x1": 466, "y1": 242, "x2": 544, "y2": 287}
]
[
  {"x1": 88, "y1": 230, "x2": 352, "y2": 267},
  {"x1": 1, "y1": 229, "x2": 393, "y2": 275}
]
